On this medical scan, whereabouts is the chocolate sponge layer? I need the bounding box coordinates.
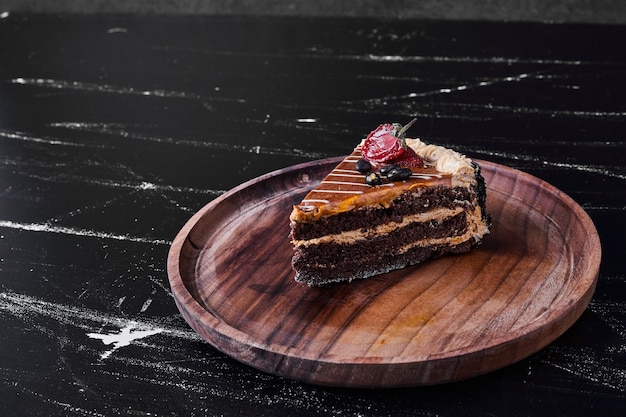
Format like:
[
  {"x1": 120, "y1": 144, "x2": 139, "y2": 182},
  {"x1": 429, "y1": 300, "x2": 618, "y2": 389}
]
[
  {"x1": 290, "y1": 185, "x2": 475, "y2": 241},
  {"x1": 294, "y1": 238, "x2": 475, "y2": 286},
  {"x1": 292, "y1": 211, "x2": 470, "y2": 286}
]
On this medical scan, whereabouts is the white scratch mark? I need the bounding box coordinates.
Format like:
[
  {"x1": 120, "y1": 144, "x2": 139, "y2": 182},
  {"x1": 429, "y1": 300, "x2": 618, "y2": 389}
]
[
  {"x1": 358, "y1": 71, "x2": 537, "y2": 102},
  {"x1": 466, "y1": 147, "x2": 626, "y2": 180},
  {"x1": 25, "y1": 171, "x2": 225, "y2": 196},
  {"x1": 440, "y1": 102, "x2": 626, "y2": 119},
  {"x1": 107, "y1": 27, "x2": 127, "y2": 34},
  {"x1": 0, "y1": 129, "x2": 107, "y2": 148},
  {"x1": 87, "y1": 322, "x2": 163, "y2": 359},
  {"x1": 49, "y1": 122, "x2": 328, "y2": 159},
  {"x1": 117, "y1": 296, "x2": 126, "y2": 308},
  {"x1": 140, "y1": 297, "x2": 153, "y2": 313},
  {"x1": 0, "y1": 220, "x2": 171, "y2": 245},
  {"x1": 543, "y1": 161, "x2": 626, "y2": 180},
  {"x1": 581, "y1": 204, "x2": 626, "y2": 211},
  {"x1": 357, "y1": 53, "x2": 584, "y2": 66},
  {"x1": 10, "y1": 77, "x2": 241, "y2": 103},
  {"x1": 588, "y1": 299, "x2": 626, "y2": 343},
  {"x1": 139, "y1": 181, "x2": 157, "y2": 190},
  {"x1": 540, "y1": 346, "x2": 626, "y2": 392}
]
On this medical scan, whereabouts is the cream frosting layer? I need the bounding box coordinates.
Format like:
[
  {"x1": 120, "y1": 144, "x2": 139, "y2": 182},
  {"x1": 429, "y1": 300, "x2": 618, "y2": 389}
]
[
  {"x1": 297, "y1": 206, "x2": 489, "y2": 270},
  {"x1": 403, "y1": 138, "x2": 476, "y2": 187},
  {"x1": 397, "y1": 206, "x2": 489, "y2": 253},
  {"x1": 292, "y1": 206, "x2": 465, "y2": 247}
]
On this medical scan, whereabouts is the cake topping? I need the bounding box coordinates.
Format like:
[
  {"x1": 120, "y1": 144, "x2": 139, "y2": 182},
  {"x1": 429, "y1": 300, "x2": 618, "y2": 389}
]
[
  {"x1": 379, "y1": 164, "x2": 400, "y2": 176},
  {"x1": 362, "y1": 118, "x2": 423, "y2": 168},
  {"x1": 386, "y1": 167, "x2": 412, "y2": 181},
  {"x1": 355, "y1": 158, "x2": 372, "y2": 173},
  {"x1": 365, "y1": 172, "x2": 383, "y2": 186},
  {"x1": 388, "y1": 146, "x2": 424, "y2": 168},
  {"x1": 291, "y1": 121, "x2": 481, "y2": 222}
]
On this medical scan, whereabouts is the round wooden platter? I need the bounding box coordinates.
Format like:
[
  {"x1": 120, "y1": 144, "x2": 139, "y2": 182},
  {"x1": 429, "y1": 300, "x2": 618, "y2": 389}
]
[{"x1": 167, "y1": 157, "x2": 601, "y2": 388}]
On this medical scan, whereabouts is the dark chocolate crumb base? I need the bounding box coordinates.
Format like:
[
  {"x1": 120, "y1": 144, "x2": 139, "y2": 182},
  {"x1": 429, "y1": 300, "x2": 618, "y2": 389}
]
[
  {"x1": 472, "y1": 161, "x2": 492, "y2": 230},
  {"x1": 294, "y1": 239, "x2": 476, "y2": 287}
]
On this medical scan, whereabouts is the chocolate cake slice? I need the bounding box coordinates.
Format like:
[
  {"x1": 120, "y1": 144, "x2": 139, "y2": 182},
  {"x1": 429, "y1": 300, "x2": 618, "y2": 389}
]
[{"x1": 289, "y1": 121, "x2": 491, "y2": 286}]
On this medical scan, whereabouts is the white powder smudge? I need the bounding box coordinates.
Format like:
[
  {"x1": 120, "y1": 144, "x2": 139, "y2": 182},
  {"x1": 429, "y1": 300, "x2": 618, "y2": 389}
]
[
  {"x1": 0, "y1": 290, "x2": 200, "y2": 342},
  {"x1": 11, "y1": 385, "x2": 109, "y2": 417},
  {"x1": 87, "y1": 322, "x2": 163, "y2": 359},
  {"x1": 539, "y1": 345, "x2": 626, "y2": 392},
  {"x1": 0, "y1": 220, "x2": 171, "y2": 245}
]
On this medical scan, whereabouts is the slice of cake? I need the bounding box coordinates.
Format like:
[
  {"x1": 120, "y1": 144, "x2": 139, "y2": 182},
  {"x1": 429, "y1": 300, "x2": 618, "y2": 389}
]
[{"x1": 289, "y1": 119, "x2": 491, "y2": 286}]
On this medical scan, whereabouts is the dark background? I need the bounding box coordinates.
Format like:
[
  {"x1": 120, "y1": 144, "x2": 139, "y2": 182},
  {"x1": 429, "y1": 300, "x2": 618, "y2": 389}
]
[
  {"x1": 0, "y1": 3, "x2": 624, "y2": 417},
  {"x1": 0, "y1": 0, "x2": 625, "y2": 24}
]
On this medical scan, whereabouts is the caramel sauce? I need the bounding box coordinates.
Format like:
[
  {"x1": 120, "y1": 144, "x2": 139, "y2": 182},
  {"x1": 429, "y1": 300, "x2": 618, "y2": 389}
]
[{"x1": 292, "y1": 147, "x2": 452, "y2": 221}]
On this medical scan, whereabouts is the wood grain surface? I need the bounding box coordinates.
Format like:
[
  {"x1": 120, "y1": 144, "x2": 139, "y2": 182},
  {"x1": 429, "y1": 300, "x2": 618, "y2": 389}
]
[{"x1": 167, "y1": 158, "x2": 601, "y2": 387}]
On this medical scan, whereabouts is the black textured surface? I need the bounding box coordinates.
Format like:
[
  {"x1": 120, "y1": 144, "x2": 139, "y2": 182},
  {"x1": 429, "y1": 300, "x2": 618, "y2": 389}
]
[
  {"x1": 1, "y1": 1, "x2": 626, "y2": 24},
  {"x1": 0, "y1": 13, "x2": 624, "y2": 417}
]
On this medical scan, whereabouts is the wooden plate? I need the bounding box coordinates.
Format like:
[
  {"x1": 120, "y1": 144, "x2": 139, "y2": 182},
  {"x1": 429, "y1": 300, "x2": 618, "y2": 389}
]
[{"x1": 167, "y1": 158, "x2": 601, "y2": 388}]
